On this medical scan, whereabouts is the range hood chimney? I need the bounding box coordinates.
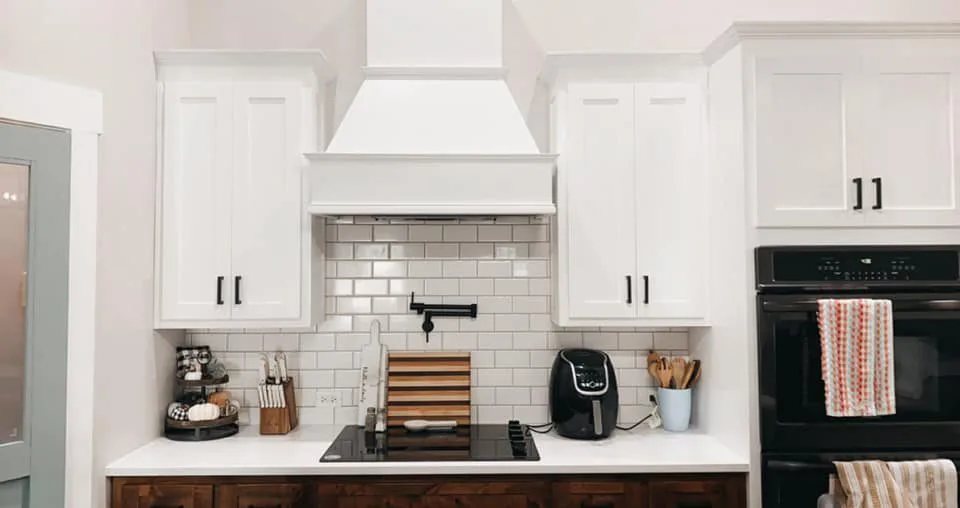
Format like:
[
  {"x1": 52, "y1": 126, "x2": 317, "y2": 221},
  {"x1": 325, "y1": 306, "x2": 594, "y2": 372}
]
[{"x1": 305, "y1": 0, "x2": 557, "y2": 216}]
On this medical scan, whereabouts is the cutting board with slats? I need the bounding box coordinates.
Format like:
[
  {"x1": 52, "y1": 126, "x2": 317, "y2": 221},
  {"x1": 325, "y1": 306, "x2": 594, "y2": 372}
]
[{"x1": 387, "y1": 351, "x2": 471, "y2": 427}]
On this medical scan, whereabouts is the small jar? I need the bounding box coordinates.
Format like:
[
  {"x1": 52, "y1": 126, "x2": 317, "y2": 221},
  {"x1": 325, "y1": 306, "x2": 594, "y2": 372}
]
[{"x1": 364, "y1": 407, "x2": 377, "y2": 431}]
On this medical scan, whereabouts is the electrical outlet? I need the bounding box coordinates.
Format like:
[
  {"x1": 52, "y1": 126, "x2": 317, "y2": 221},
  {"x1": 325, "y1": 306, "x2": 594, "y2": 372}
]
[{"x1": 316, "y1": 390, "x2": 340, "y2": 407}]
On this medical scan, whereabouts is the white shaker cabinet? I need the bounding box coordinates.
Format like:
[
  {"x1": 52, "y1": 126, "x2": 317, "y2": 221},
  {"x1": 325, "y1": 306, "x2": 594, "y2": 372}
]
[
  {"x1": 551, "y1": 78, "x2": 708, "y2": 327},
  {"x1": 154, "y1": 52, "x2": 330, "y2": 329}
]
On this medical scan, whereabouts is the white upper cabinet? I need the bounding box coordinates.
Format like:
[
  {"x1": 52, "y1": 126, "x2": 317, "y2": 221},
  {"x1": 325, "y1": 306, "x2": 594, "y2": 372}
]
[
  {"x1": 550, "y1": 64, "x2": 709, "y2": 327},
  {"x1": 154, "y1": 52, "x2": 330, "y2": 329},
  {"x1": 754, "y1": 57, "x2": 863, "y2": 227},
  {"x1": 735, "y1": 28, "x2": 960, "y2": 228},
  {"x1": 563, "y1": 83, "x2": 638, "y2": 320}
]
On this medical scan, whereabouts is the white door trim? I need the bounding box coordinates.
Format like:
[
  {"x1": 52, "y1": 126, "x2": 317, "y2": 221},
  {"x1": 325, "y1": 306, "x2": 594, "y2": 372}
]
[{"x1": 0, "y1": 68, "x2": 102, "y2": 508}]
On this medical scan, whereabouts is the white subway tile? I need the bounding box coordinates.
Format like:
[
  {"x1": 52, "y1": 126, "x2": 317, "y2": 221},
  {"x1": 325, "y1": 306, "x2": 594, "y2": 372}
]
[
  {"x1": 263, "y1": 333, "x2": 299, "y2": 351},
  {"x1": 425, "y1": 243, "x2": 459, "y2": 258},
  {"x1": 338, "y1": 225, "x2": 372, "y2": 242},
  {"x1": 443, "y1": 225, "x2": 478, "y2": 242},
  {"x1": 478, "y1": 405, "x2": 514, "y2": 423},
  {"x1": 514, "y1": 405, "x2": 549, "y2": 425},
  {"x1": 425, "y1": 279, "x2": 459, "y2": 296},
  {"x1": 390, "y1": 243, "x2": 425, "y2": 259},
  {"x1": 475, "y1": 332, "x2": 511, "y2": 350},
  {"x1": 512, "y1": 296, "x2": 548, "y2": 313},
  {"x1": 336, "y1": 388, "x2": 355, "y2": 407},
  {"x1": 476, "y1": 295, "x2": 511, "y2": 313},
  {"x1": 373, "y1": 261, "x2": 407, "y2": 278},
  {"x1": 460, "y1": 315, "x2": 495, "y2": 332},
  {"x1": 513, "y1": 332, "x2": 548, "y2": 349},
  {"x1": 477, "y1": 368, "x2": 512, "y2": 386},
  {"x1": 287, "y1": 352, "x2": 317, "y2": 370},
  {"x1": 299, "y1": 370, "x2": 335, "y2": 388},
  {"x1": 338, "y1": 297, "x2": 372, "y2": 314},
  {"x1": 477, "y1": 225, "x2": 512, "y2": 242},
  {"x1": 443, "y1": 260, "x2": 477, "y2": 278},
  {"x1": 495, "y1": 350, "x2": 530, "y2": 368},
  {"x1": 460, "y1": 243, "x2": 494, "y2": 258},
  {"x1": 551, "y1": 332, "x2": 583, "y2": 348},
  {"x1": 638, "y1": 387, "x2": 657, "y2": 405},
  {"x1": 335, "y1": 369, "x2": 360, "y2": 388},
  {"x1": 513, "y1": 260, "x2": 548, "y2": 278},
  {"x1": 325, "y1": 225, "x2": 339, "y2": 242},
  {"x1": 317, "y1": 316, "x2": 353, "y2": 332},
  {"x1": 471, "y1": 351, "x2": 496, "y2": 368},
  {"x1": 329, "y1": 217, "x2": 354, "y2": 224},
  {"x1": 335, "y1": 406, "x2": 358, "y2": 425},
  {"x1": 619, "y1": 405, "x2": 647, "y2": 426},
  {"x1": 409, "y1": 225, "x2": 442, "y2": 242},
  {"x1": 442, "y1": 296, "x2": 476, "y2": 305},
  {"x1": 406, "y1": 333, "x2": 443, "y2": 351},
  {"x1": 327, "y1": 279, "x2": 353, "y2": 296},
  {"x1": 496, "y1": 387, "x2": 531, "y2": 405},
  {"x1": 513, "y1": 225, "x2": 548, "y2": 242},
  {"x1": 354, "y1": 279, "x2": 388, "y2": 296},
  {"x1": 192, "y1": 333, "x2": 227, "y2": 351},
  {"x1": 617, "y1": 368, "x2": 644, "y2": 387},
  {"x1": 608, "y1": 350, "x2": 637, "y2": 369},
  {"x1": 337, "y1": 261, "x2": 372, "y2": 278},
  {"x1": 216, "y1": 353, "x2": 245, "y2": 371},
  {"x1": 495, "y1": 243, "x2": 529, "y2": 259},
  {"x1": 618, "y1": 387, "x2": 639, "y2": 405},
  {"x1": 232, "y1": 370, "x2": 259, "y2": 388},
  {"x1": 528, "y1": 279, "x2": 551, "y2": 296},
  {"x1": 380, "y1": 333, "x2": 407, "y2": 350},
  {"x1": 326, "y1": 298, "x2": 337, "y2": 315},
  {"x1": 529, "y1": 351, "x2": 556, "y2": 368},
  {"x1": 389, "y1": 315, "x2": 423, "y2": 332},
  {"x1": 325, "y1": 261, "x2": 337, "y2": 278},
  {"x1": 316, "y1": 352, "x2": 354, "y2": 369},
  {"x1": 228, "y1": 334, "x2": 263, "y2": 351},
  {"x1": 389, "y1": 279, "x2": 425, "y2": 297},
  {"x1": 654, "y1": 332, "x2": 689, "y2": 350},
  {"x1": 619, "y1": 332, "x2": 654, "y2": 350},
  {"x1": 355, "y1": 243, "x2": 389, "y2": 259},
  {"x1": 513, "y1": 368, "x2": 550, "y2": 386},
  {"x1": 531, "y1": 387, "x2": 549, "y2": 404},
  {"x1": 408, "y1": 260, "x2": 443, "y2": 278},
  {"x1": 335, "y1": 333, "x2": 367, "y2": 351},
  {"x1": 528, "y1": 242, "x2": 550, "y2": 258},
  {"x1": 374, "y1": 225, "x2": 408, "y2": 242},
  {"x1": 372, "y1": 296, "x2": 407, "y2": 314},
  {"x1": 471, "y1": 387, "x2": 496, "y2": 405},
  {"x1": 328, "y1": 243, "x2": 353, "y2": 259},
  {"x1": 300, "y1": 406, "x2": 335, "y2": 425},
  {"x1": 584, "y1": 332, "x2": 620, "y2": 350},
  {"x1": 494, "y1": 279, "x2": 529, "y2": 296},
  {"x1": 443, "y1": 332, "x2": 478, "y2": 350},
  {"x1": 300, "y1": 333, "x2": 335, "y2": 351},
  {"x1": 528, "y1": 314, "x2": 555, "y2": 332},
  {"x1": 476, "y1": 261, "x2": 511, "y2": 278},
  {"x1": 495, "y1": 314, "x2": 529, "y2": 332},
  {"x1": 459, "y1": 279, "x2": 494, "y2": 296}
]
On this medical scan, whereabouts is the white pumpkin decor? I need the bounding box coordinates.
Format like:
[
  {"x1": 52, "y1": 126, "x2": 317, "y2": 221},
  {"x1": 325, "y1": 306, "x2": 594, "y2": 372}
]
[{"x1": 187, "y1": 402, "x2": 221, "y2": 422}]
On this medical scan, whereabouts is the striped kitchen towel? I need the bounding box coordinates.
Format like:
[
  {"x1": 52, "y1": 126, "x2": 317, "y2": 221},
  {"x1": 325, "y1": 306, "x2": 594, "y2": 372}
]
[
  {"x1": 833, "y1": 460, "x2": 957, "y2": 508},
  {"x1": 818, "y1": 299, "x2": 896, "y2": 417}
]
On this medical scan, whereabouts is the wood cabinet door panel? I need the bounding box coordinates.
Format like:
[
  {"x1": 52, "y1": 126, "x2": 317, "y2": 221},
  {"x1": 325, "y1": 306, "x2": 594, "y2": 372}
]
[
  {"x1": 119, "y1": 484, "x2": 214, "y2": 508},
  {"x1": 216, "y1": 482, "x2": 305, "y2": 508},
  {"x1": 348, "y1": 495, "x2": 533, "y2": 508},
  {"x1": 649, "y1": 480, "x2": 737, "y2": 508}
]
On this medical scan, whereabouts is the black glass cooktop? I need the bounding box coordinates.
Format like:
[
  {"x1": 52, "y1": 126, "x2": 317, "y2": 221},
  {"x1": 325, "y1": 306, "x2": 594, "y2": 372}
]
[{"x1": 320, "y1": 421, "x2": 540, "y2": 462}]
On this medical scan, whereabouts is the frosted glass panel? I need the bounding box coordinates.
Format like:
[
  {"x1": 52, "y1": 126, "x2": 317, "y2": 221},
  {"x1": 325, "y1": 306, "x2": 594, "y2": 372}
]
[{"x1": 0, "y1": 162, "x2": 27, "y2": 444}]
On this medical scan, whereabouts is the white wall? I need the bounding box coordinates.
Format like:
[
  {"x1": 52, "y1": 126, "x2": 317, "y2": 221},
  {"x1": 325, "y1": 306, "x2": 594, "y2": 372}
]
[{"x1": 0, "y1": 1, "x2": 190, "y2": 506}]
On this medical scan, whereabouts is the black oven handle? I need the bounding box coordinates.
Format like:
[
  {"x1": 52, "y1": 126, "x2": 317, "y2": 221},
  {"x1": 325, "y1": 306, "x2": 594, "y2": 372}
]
[
  {"x1": 762, "y1": 299, "x2": 960, "y2": 312},
  {"x1": 767, "y1": 460, "x2": 836, "y2": 472}
]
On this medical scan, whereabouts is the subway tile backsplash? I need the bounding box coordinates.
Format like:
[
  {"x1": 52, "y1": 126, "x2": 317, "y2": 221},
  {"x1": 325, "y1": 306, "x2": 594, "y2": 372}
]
[{"x1": 186, "y1": 217, "x2": 689, "y2": 427}]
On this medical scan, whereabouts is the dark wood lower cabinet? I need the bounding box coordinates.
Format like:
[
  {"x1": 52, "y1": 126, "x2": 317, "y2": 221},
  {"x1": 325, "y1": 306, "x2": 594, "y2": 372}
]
[{"x1": 111, "y1": 473, "x2": 745, "y2": 508}]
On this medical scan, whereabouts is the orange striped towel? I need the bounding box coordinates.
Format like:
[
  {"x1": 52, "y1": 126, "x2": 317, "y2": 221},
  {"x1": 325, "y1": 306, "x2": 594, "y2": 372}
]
[
  {"x1": 833, "y1": 460, "x2": 957, "y2": 508},
  {"x1": 818, "y1": 299, "x2": 896, "y2": 417}
]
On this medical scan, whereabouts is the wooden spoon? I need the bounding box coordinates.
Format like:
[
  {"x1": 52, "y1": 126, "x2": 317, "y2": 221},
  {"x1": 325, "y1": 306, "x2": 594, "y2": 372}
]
[
  {"x1": 646, "y1": 351, "x2": 661, "y2": 383},
  {"x1": 671, "y1": 357, "x2": 687, "y2": 389},
  {"x1": 680, "y1": 359, "x2": 696, "y2": 388},
  {"x1": 657, "y1": 357, "x2": 673, "y2": 388},
  {"x1": 684, "y1": 360, "x2": 702, "y2": 389}
]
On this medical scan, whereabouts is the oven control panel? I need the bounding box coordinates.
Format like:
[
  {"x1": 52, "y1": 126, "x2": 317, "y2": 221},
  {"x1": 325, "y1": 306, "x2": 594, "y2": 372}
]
[
  {"x1": 759, "y1": 247, "x2": 960, "y2": 285},
  {"x1": 816, "y1": 257, "x2": 918, "y2": 281}
]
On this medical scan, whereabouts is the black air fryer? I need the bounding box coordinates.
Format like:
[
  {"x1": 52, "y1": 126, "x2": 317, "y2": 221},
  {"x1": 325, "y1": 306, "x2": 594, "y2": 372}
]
[{"x1": 549, "y1": 348, "x2": 619, "y2": 439}]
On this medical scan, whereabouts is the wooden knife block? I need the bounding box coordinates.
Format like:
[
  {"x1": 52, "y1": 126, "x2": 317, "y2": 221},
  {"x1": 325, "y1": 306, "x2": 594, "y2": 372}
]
[
  {"x1": 387, "y1": 352, "x2": 471, "y2": 427},
  {"x1": 259, "y1": 379, "x2": 298, "y2": 435}
]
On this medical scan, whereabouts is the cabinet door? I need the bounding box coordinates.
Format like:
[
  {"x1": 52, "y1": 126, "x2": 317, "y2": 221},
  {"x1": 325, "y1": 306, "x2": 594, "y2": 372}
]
[
  {"x1": 563, "y1": 83, "x2": 638, "y2": 319},
  {"x1": 229, "y1": 83, "x2": 305, "y2": 321},
  {"x1": 118, "y1": 483, "x2": 213, "y2": 508},
  {"x1": 553, "y1": 479, "x2": 647, "y2": 508},
  {"x1": 861, "y1": 57, "x2": 960, "y2": 226},
  {"x1": 634, "y1": 83, "x2": 706, "y2": 320},
  {"x1": 648, "y1": 479, "x2": 742, "y2": 508},
  {"x1": 158, "y1": 82, "x2": 233, "y2": 323},
  {"x1": 216, "y1": 483, "x2": 306, "y2": 508},
  {"x1": 346, "y1": 495, "x2": 535, "y2": 508},
  {"x1": 754, "y1": 57, "x2": 865, "y2": 227}
]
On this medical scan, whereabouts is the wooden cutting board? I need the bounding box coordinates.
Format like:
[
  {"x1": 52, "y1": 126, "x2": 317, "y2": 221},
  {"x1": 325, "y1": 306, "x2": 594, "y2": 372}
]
[{"x1": 387, "y1": 351, "x2": 471, "y2": 427}]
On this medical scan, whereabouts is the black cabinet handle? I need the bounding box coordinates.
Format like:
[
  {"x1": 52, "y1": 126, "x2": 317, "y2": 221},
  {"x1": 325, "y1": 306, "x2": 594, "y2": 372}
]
[
  {"x1": 626, "y1": 275, "x2": 632, "y2": 304},
  {"x1": 216, "y1": 276, "x2": 224, "y2": 305},
  {"x1": 852, "y1": 177, "x2": 863, "y2": 210},
  {"x1": 643, "y1": 275, "x2": 650, "y2": 304},
  {"x1": 580, "y1": 502, "x2": 615, "y2": 508},
  {"x1": 872, "y1": 177, "x2": 883, "y2": 210},
  {"x1": 234, "y1": 276, "x2": 242, "y2": 305}
]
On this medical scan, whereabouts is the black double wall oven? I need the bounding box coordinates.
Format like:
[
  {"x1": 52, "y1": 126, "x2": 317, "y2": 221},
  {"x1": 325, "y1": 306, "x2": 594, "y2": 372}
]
[{"x1": 757, "y1": 245, "x2": 960, "y2": 507}]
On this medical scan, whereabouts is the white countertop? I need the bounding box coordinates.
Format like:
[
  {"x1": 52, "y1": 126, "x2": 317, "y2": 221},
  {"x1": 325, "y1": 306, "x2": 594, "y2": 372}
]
[{"x1": 105, "y1": 425, "x2": 749, "y2": 477}]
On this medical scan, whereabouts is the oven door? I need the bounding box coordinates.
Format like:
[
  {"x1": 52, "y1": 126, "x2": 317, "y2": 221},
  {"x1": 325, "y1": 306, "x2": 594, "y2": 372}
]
[
  {"x1": 763, "y1": 451, "x2": 960, "y2": 508},
  {"x1": 759, "y1": 293, "x2": 960, "y2": 452}
]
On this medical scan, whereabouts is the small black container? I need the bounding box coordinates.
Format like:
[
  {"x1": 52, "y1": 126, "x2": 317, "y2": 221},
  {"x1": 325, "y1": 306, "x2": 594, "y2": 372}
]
[{"x1": 549, "y1": 348, "x2": 619, "y2": 439}]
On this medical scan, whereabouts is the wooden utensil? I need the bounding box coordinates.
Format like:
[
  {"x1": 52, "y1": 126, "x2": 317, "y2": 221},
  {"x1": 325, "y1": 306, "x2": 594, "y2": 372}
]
[
  {"x1": 671, "y1": 357, "x2": 687, "y2": 389},
  {"x1": 646, "y1": 351, "x2": 661, "y2": 383},
  {"x1": 680, "y1": 360, "x2": 696, "y2": 388},
  {"x1": 657, "y1": 357, "x2": 673, "y2": 388},
  {"x1": 688, "y1": 361, "x2": 702, "y2": 388},
  {"x1": 683, "y1": 360, "x2": 702, "y2": 389}
]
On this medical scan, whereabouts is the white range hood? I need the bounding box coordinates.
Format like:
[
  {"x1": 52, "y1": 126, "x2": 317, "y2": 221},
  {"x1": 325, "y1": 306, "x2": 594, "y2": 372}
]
[{"x1": 305, "y1": 0, "x2": 557, "y2": 216}]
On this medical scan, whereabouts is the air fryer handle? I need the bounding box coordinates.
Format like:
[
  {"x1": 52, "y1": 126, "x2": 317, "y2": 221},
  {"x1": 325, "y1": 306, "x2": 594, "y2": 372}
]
[{"x1": 592, "y1": 399, "x2": 602, "y2": 436}]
